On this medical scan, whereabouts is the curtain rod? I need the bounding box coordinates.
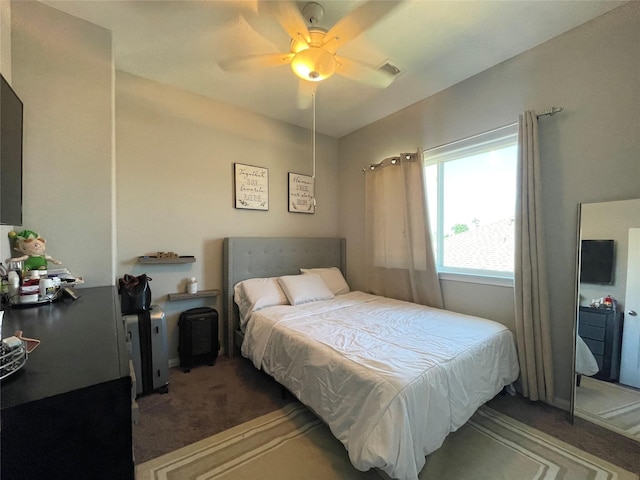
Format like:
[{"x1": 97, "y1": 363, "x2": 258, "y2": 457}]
[
  {"x1": 363, "y1": 152, "x2": 416, "y2": 173},
  {"x1": 537, "y1": 106, "x2": 563, "y2": 118},
  {"x1": 362, "y1": 107, "x2": 563, "y2": 173},
  {"x1": 421, "y1": 106, "x2": 564, "y2": 156}
]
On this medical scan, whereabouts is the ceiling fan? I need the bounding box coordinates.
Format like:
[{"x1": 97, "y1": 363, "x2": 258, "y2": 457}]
[{"x1": 218, "y1": 1, "x2": 403, "y2": 108}]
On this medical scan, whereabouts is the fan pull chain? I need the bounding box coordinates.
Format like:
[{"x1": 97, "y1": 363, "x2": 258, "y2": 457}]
[
  {"x1": 312, "y1": 90, "x2": 316, "y2": 179},
  {"x1": 312, "y1": 89, "x2": 317, "y2": 208}
]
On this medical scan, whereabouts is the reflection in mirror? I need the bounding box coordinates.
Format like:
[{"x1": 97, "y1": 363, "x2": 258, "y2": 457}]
[{"x1": 572, "y1": 198, "x2": 640, "y2": 442}]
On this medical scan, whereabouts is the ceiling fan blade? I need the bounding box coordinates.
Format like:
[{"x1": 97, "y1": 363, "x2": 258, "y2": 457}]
[
  {"x1": 335, "y1": 56, "x2": 396, "y2": 88},
  {"x1": 297, "y1": 80, "x2": 316, "y2": 109},
  {"x1": 218, "y1": 52, "x2": 294, "y2": 71},
  {"x1": 322, "y1": 1, "x2": 403, "y2": 54},
  {"x1": 267, "y1": 1, "x2": 311, "y2": 45}
]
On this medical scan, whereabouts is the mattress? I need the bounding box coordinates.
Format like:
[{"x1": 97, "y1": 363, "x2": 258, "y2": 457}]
[{"x1": 241, "y1": 291, "x2": 520, "y2": 480}]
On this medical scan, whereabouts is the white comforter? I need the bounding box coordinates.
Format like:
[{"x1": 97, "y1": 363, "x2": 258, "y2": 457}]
[
  {"x1": 242, "y1": 291, "x2": 520, "y2": 480},
  {"x1": 576, "y1": 335, "x2": 599, "y2": 376}
]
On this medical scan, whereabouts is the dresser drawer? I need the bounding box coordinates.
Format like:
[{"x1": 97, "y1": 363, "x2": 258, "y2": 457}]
[
  {"x1": 578, "y1": 323, "x2": 606, "y2": 341},
  {"x1": 583, "y1": 336, "x2": 605, "y2": 356},
  {"x1": 579, "y1": 311, "x2": 607, "y2": 327},
  {"x1": 593, "y1": 354, "x2": 604, "y2": 371}
]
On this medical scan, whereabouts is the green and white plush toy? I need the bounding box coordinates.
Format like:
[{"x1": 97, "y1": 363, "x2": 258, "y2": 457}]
[{"x1": 7, "y1": 230, "x2": 63, "y2": 272}]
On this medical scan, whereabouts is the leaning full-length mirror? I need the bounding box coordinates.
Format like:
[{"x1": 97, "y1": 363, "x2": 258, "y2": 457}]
[{"x1": 572, "y1": 198, "x2": 640, "y2": 442}]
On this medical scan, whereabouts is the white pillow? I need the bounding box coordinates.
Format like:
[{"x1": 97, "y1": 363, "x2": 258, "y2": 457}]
[
  {"x1": 277, "y1": 274, "x2": 335, "y2": 306},
  {"x1": 300, "y1": 267, "x2": 350, "y2": 295},
  {"x1": 234, "y1": 277, "x2": 289, "y2": 322}
]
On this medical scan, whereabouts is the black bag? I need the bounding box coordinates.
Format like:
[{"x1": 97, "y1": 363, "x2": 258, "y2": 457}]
[
  {"x1": 178, "y1": 307, "x2": 219, "y2": 372},
  {"x1": 118, "y1": 274, "x2": 152, "y2": 314}
]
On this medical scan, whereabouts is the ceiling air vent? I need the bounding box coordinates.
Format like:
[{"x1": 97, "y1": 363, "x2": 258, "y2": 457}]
[{"x1": 378, "y1": 60, "x2": 404, "y2": 77}]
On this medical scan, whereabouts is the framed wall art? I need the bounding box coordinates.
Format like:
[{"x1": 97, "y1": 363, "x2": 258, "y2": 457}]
[
  {"x1": 288, "y1": 172, "x2": 315, "y2": 214},
  {"x1": 234, "y1": 163, "x2": 269, "y2": 211}
]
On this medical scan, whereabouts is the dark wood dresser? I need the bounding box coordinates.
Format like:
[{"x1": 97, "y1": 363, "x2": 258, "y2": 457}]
[
  {"x1": 578, "y1": 306, "x2": 624, "y2": 382},
  {"x1": 1, "y1": 286, "x2": 133, "y2": 480}
]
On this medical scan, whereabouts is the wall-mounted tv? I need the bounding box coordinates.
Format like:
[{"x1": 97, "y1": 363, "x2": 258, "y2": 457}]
[
  {"x1": 580, "y1": 239, "x2": 614, "y2": 284},
  {"x1": 1, "y1": 73, "x2": 24, "y2": 226}
]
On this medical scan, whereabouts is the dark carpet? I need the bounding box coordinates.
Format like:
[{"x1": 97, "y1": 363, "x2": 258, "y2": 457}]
[
  {"x1": 133, "y1": 355, "x2": 640, "y2": 475},
  {"x1": 133, "y1": 355, "x2": 289, "y2": 463}
]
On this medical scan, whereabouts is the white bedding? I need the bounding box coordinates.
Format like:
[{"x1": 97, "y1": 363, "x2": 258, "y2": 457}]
[
  {"x1": 241, "y1": 291, "x2": 520, "y2": 480},
  {"x1": 576, "y1": 334, "x2": 599, "y2": 376}
]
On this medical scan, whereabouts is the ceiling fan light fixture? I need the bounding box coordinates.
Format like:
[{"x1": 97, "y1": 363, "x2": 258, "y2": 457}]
[{"x1": 291, "y1": 46, "x2": 336, "y2": 82}]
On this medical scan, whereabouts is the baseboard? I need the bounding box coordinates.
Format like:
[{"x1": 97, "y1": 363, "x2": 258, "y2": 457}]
[
  {"x1": 551, "y1": 396, "x2": 570, "y2": 412},
  {"x1": 510, "y1": 379, "x2": 570, "y2": 412}
]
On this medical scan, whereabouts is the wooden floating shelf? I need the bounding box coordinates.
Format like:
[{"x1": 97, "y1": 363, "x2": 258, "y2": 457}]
[
  {"x1": 137, "y1": 256, "x2": 195, "y2": 264},
  {"x1": 168, "y1": 289, "x2": 220, "y2": 301}
]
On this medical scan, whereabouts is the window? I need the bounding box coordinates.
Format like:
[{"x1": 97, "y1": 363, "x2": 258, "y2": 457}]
[{"x1": 423, "y1": 124, "x2": 518, "y2": 278}]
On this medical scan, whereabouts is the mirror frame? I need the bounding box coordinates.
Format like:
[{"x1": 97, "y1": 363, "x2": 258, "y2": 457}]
[
  {"x1": 570, "y1": 197, "x2": 640, "y2": 425},
  {"x1": 569, "y1": 203, "x2": 582, "y2": 424}
]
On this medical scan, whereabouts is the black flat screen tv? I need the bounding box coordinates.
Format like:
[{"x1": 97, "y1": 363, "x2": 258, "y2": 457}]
[
  {"x1": 1, "y1": 73, "x2": 23, "y2": 226},
  {"x1": 580, "y1": 239, "x2": 614, "y2": 284}
]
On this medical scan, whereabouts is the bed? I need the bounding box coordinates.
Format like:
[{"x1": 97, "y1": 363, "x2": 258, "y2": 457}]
[
  {"x1": 575, "y1": 334, "x2": 599, "y2": 386},
  {"x1": 223, "y1": 237, "x2": 520, "y2": 480}
]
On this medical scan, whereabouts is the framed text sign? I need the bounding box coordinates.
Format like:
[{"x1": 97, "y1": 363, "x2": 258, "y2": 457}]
[
  {"x1": 288, "y1": 172, "x2": 315, "y2": 214},
  {"x1": 234, "y1": 163, "x2": 269, "y2": 210}
]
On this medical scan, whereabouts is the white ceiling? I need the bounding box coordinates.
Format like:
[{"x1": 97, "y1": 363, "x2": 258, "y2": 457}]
[{"x1": 42, "y1": 0, "x2": 626, "y2": 138}]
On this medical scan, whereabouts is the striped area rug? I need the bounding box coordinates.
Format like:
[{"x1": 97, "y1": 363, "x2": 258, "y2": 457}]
[
  {"x1": 136, "y1": 402, "x2": 638, "y2": 480},
  {"x1": 575, "y1": 376, "x2": 640, "y2": 441}
]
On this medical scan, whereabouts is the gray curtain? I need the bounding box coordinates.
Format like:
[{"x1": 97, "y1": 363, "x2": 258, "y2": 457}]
[
  {"x1": 514, "y1": 111, "x2": 554, "y2": 402},
  {"x1": 364, "y1": 149, "x2": 443, "y2": 308}
]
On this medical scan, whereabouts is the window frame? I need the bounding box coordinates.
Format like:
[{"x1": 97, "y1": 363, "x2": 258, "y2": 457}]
[{"x1": 423, "y1": 124, "x2": 518, "y2": 282}]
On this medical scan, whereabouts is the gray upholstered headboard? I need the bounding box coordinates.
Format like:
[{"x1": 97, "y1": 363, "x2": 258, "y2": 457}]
[{"x1": 223, "y1": 237, "x2": 346, "y2": 358}]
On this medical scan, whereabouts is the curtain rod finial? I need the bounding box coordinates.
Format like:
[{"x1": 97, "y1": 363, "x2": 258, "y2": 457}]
[{"x1": 538, "y1": 106, "x2": 564, "y2": 118}]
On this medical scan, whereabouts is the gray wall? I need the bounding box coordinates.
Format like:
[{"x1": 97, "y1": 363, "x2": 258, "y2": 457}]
[
  {"x1": 10, "y1": 1, "x2": 115, "y2": 285},
  {"x1": 338, "y1": 2, "x2": 640, "y2": 408},
  {"x1": 9, "y1": 1, "x2": 339, "y2": 362},
  {"x1": 115, "y1": 71, "x2": 339, "y2": 359}
]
